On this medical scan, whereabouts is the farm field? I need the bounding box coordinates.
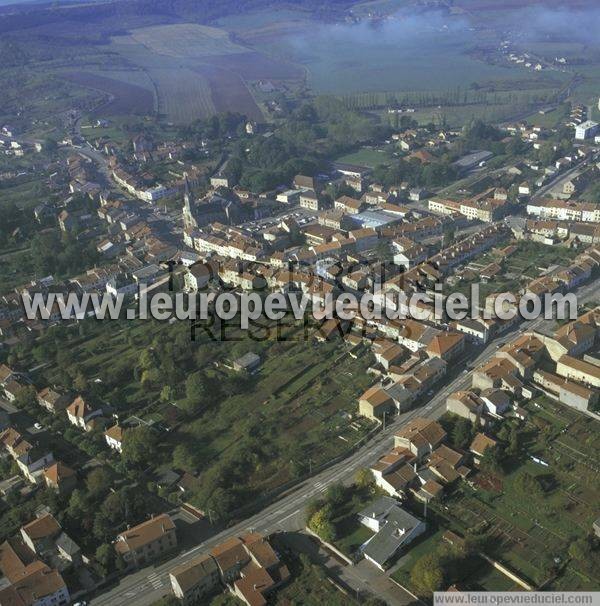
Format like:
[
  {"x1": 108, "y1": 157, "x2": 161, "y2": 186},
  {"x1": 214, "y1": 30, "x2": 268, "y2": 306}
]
[
  {"x1": 109, "y1": 30, "x2": 264, "y2": 122},
  {"x1": 404, "y1": 104, "x2": 526, "y2": 128},
  {"x1": 151, "y1": 67, "x2": 215, "y2": 123},
  {"x1": 522, "y1": 103, "x2": 570, "y2": 129},
  {"x1": 61, "y1": 71, "x2": 155, "y2": 117},
  {"x1": 129, "y1": 23, "x2": 247, "y2": 57},
  {"x1": 233, "y1": 12, "x2": 532, "y2": 95}
]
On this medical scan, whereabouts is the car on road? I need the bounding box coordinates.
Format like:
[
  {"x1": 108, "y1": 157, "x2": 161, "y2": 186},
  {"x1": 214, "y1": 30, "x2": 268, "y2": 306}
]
[{"x1": 33, "y1": 423, "x2": 43, "y2": 430}]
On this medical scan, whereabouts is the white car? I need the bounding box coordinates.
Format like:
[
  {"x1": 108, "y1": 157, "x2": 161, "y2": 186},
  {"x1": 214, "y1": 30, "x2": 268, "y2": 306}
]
[{"x1": 34, "y1": 423, "x2": 43, "y2": 430}]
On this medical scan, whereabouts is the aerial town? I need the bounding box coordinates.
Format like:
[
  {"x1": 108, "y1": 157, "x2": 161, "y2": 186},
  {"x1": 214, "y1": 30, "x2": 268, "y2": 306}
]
[{"x1": 0, "y1": 0, "x2": 599, "y2": 605}]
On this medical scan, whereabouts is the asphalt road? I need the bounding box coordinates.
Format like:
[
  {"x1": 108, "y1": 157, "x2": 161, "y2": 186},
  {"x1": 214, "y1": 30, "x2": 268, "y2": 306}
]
[{"x1": 89, "y1": 277, "x2": 599, "y2": 606}]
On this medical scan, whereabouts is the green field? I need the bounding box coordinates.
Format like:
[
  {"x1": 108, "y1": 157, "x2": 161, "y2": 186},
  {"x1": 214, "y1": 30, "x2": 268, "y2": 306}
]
[
  {"x1": 336, "y1": 146, "x2": 395, "y2": 168},
  {"x1": 130, "y1": 23, "x2": 247, "y2": 57}
]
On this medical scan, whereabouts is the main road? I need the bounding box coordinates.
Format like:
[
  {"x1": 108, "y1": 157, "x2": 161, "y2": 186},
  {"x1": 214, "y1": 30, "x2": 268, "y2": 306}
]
[{"x1": 90, "y1": 278, "x2": 599, "y2": 606}]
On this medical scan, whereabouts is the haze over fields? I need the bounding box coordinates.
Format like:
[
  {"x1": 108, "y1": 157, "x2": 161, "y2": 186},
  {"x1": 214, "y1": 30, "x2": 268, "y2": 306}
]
[{"x1": 3, "y1": 0, "x2": 600, "y2": 124}]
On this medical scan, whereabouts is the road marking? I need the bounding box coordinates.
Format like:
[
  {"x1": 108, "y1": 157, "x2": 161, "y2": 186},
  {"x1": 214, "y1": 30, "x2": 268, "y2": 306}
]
[
  {"x1": 278, "y1": 508, "x2": 301, "y2": 524},
  {"x1": 147, "y1": 573, "x2": 164, "y2": 589}
]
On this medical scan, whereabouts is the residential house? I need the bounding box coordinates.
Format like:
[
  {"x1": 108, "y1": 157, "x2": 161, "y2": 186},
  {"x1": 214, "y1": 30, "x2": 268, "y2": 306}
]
[
  {"x1": 396, "y1": 320, "x2": 441, "y2": 353},
  {"x1": 533, "y1": 369, "x2": 598, "y2": 412},
  {"x1": 556, "y1": 355, "x2": 600, "y2": 388},
  {"x1": 450, "y1": 318, "x2": 493, "y2": 343},
  {"x1": 299, "y1": 190, "x2": 324, "y2": 211},
  {"x1": 334, "y1": 196, "x2": 363, "y2": 215},
  {"x1": 0, "y1": 364, "x2": 17, "y2": 385},
  {"x1": 232, "y1": 533, "x2": 290, "y2": 606},
  {"x1": 393, "y1": 245, "x2": 428, "y2": 270},
  {"x1": 480, "y1": 388, "x2": 511, "y2": 417},
  {"x1": 425, "y1": 332, "x2": 466, "y2": 362},
  {"x1": 104, "y1": 425, "x2": 125, "y2": 453},
  {"x1": 20, "y1": 512, "x2": 81, "y2": 568},
  {"x1": 358, "y1": 496, "x2": 426, "y2": 570},
  {"x1": 115, "y1": 514, "x2": 177, "y2": 568},
  {"x1": 427, "y1": 444, "x2": 469, "y2": 485},
  {"x1": 472, "y1": 357, "x2": 523, "y2": 396},
  {"x1": 3, "y1": 379, "x2": 26, "y2": 402},
  {"x1": 394, "y1": 418, "x2": 446, "y2": 461},
  {"x1": 358, "y1": 385, "x2": 395, "y2": 420},
  {"x1": 446, "y1": 391, "x2": 484, "y2": 425},
  {"x1": 184, "y1": 263, "x2": 212, "y2": 292},
  {"x1": 373, "y1": 342, "x2": 405, "y2": 371},
  {"x1": 369, "y1": 448, "x2": 417, "y2": 498},
  {"x1": 470, "y1": 433, "x2": 498, "y2": 465},
  {"x1": 66, "y1": 396, "x2": 103, "y2": 431},
  {"x1": 210, "y1": 537, "x2": 250, "y2": 584},
  {"x1": 43, "y1": 462, "x2": 77, "y2": 493},
  {"x1": 37, "y1": 388, "x2": 70, "y2": 414},
  {"x1": 0, "y1": 428, "x2": 55, "y2": 484},
  {"x1": 170, "y1": 554, "x2": 220, "y2": 605},
  {"x1": 0, "y1": 538, "x2": 70, "y2": 606}
]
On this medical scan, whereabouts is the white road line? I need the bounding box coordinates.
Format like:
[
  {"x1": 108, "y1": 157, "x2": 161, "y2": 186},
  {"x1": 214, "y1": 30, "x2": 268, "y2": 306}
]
[{"x1": 278, "y1": 508, "x2": 301, "y2": 523}]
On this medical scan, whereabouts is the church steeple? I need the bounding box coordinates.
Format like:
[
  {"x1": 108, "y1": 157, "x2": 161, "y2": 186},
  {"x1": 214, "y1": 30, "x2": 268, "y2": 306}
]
[
  {"x1": 183, "y1": 173, "x2": 192, "y2": 213},
  {"x1": 182, "y1": 173, "x2": 197, "y2": 230}
]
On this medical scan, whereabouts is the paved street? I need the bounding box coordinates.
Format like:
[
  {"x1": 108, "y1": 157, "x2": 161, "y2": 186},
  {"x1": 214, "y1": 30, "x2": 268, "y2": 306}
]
[{"x1": 89, "y1": 277, "x2": 598, "y2": 606}]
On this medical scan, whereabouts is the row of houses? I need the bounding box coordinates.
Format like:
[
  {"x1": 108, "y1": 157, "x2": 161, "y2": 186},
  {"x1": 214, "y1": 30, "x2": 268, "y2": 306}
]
[
  {"x1": 527, "y1": 199, "x2": 600, "y2": 224},
  {"x1": 465, "y1": 307, "x2": 600, "y2": 414},
  {"x1": 169, "y1": 532, "x2": 289, "y2": 606},
  {"x1": 429, "y1": 189, "x2": 510, "y2": 223},
  {"x1": 0, "y1": 513, "x2": 76, "y2": 606}
]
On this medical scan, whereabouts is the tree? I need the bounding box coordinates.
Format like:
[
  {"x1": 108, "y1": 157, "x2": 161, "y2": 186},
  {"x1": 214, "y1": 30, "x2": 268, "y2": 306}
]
[
  {"x1": 140, "y1": 368, "x2": 161, "y2": 387},
  {"x1": 514, "y1": 471, "x2": 543, "y2": 499},
  {"x1": 85, "y1": 467, "x2": 112, "y2": 499},
  {"x1": 507, "y1": 426, "x2": 520, "y2": 456},
  {"x1": 354, "y1": 468, "x2": 375, "y2": 491},
  {"x1": 172, "y1": 443, "x2": 202, "y2": 473},
  {"x1": 67, "y1": 489, "x2": 89, "y2": 526},
  {"x1": 480, "y1": 444, "x2": 503, "y2": 475},
  {"x1": 410, "y1": 553, "x2": 445, "y2": 596},
  {"x1": 14, "y1": 385, "x2": 37, "y2": 411},
  {"x1": 43, "y1": 137, "x2": 58, "y2": 153},
  {"x1": 73, "y1": 371, "x2": 88, "y2": 393},
  {"x1": 95, "y1": 543, "x2": 116, "y2": 576},
  {"x1": 324, "y1": 483, "x2": 346, "y2": 507},
  {"x1": 160, "y1": 385, "x2": 174, "y2": 403},
  {"x1": 138, "y1": 348, "x2": 157, "y2": 371},
  {"x1": 185, "y1": 371, "x2": 207, "y2": 401},
  {"x1": 305, "y1": 497, "x2": 325, "y2": 524},
  {"x1": 122, "y1": 426, "x2": 157, "y2": 468},
  {"x1": 451, "y1": 418, "x2": 473, "y2": 449},
  {"x1": 308, "y1": 506, "x2": 336, "y2": 543}
]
